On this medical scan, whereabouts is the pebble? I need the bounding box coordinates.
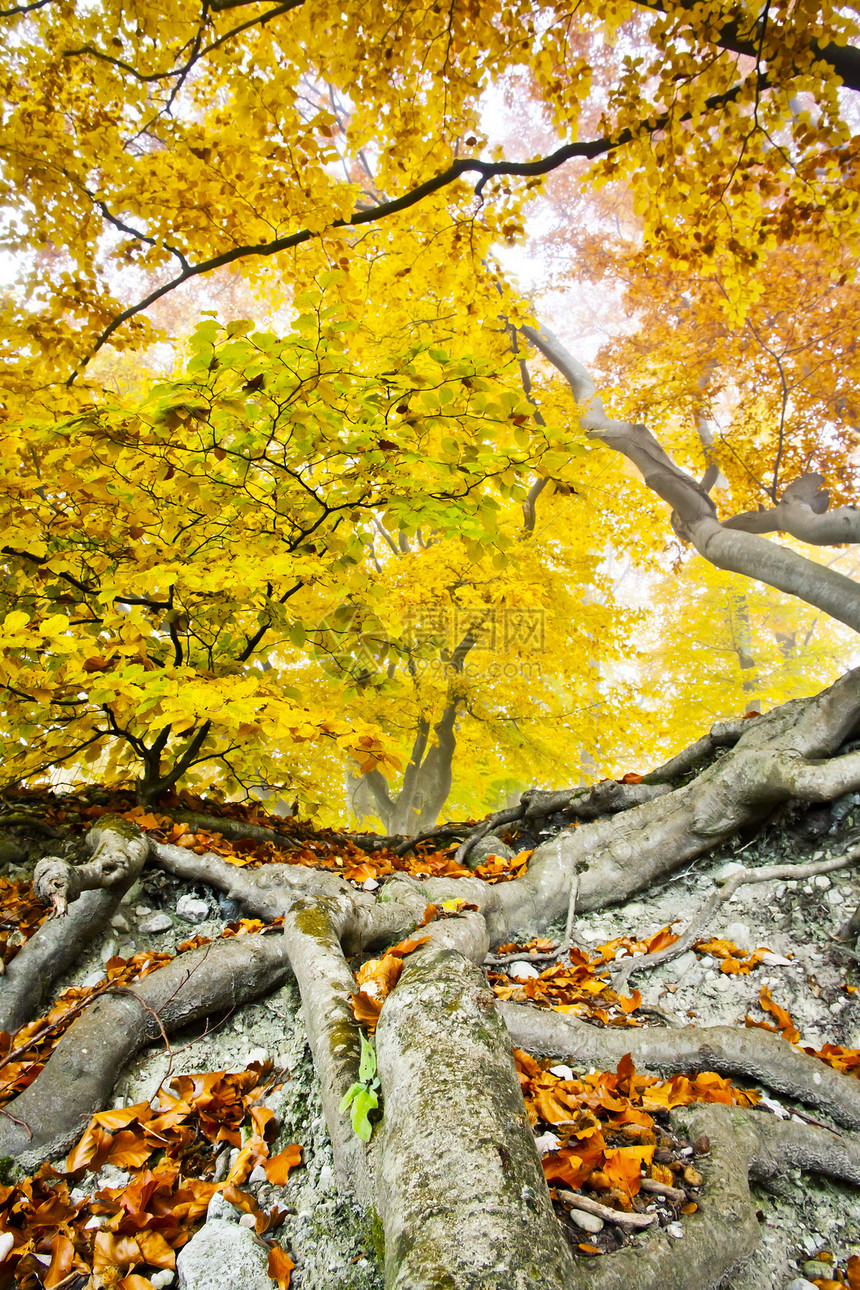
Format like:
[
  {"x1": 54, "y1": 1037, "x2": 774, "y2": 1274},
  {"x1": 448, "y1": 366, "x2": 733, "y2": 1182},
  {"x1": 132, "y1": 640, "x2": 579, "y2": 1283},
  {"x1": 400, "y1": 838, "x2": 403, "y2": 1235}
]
[
  {"x1": 101, "y1": 939, "x2": 118, "y2": 964},
  {"x1": 548, "y1": 1065, "x2": 575, "y2": 1080},
  {"x1": 150, "y1": 1272, "x2": 175, "y2": 1289},
  {"x1": 175, "y1": 894, "x2": 209, "y2": 924},
  {"x1": 245, "y1": 1046, "x2": 268, "y2": 1066},
  {"x1": 569, "y1": 1210, "x2": 604, "y2": 1234},
  {"x1": 238, "y1": 1214, "x2": 256, "y2": 1229},
  {"x1": 786, "y1": 1281, "x2": 817, "y2": 1290},
  {"x1": 362, "y1": 877, "x2": 379, "y2": 891},
  {"x1": 802, "y1": 1261, "x2": 836, "y2": 1281},
  {"x1": 140, "y1": 913, "x2": 173, "y2": 934},
  {"x1": 825, "y1": 888, "x2": 844, "y2": 905},
  {"x1": 508, "y1": 961, "x2": 540, "y2": 979},
  {"x1": 218, "y1": 895, "x2": 243, "y2": 919},
  {"x1": 135, "y1": 905, "x2": 153, "y2": 916},
  {"x1": 0, "y1": 1234, "x2": 13, "y2": 1261},
  {"x1": 110, "y1": 912, "x2": 130, "y2": 932},
  {"x1": 666, "y1": 1221, "x2": 685, "y2": 1239},
  {"x1": 813, "y1": 875, "x2": 832, "y2": 890},
  {"x1": 713, "y1": 975, "x2": 732, "y2": 992}
]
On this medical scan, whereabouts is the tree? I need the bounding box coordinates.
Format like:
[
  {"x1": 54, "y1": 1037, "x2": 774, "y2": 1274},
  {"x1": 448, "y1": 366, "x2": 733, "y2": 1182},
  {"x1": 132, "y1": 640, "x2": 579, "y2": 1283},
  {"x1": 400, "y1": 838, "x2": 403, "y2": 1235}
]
[{"x1": 2, "y1": 2, "x2": 860, "y2": 1288}]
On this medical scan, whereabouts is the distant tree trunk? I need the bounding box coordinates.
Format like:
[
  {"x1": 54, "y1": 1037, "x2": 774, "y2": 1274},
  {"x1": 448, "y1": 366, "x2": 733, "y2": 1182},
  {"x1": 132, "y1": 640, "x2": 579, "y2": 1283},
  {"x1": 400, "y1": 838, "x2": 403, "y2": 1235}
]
[{"x1": 347, "y1": 635, "x2": 475, "y2": 835}]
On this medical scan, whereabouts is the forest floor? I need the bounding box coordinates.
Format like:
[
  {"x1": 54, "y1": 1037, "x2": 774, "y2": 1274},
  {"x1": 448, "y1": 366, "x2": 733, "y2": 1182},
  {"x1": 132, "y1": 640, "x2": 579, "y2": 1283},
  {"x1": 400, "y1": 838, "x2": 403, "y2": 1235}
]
[{"x1": 1, "y1": 780, "x2": 859, "y2": 1290}]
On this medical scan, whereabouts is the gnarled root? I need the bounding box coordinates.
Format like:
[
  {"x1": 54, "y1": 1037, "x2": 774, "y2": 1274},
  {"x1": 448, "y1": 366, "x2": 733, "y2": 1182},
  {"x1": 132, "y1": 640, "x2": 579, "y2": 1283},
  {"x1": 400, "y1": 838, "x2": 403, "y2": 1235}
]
[
  {"x1": 0, "y1": 817, "x2": 150, "y2": 1034},
  {"x1": 499, "y1": 1001, "x2": 860, "y2": 1129},
  {"x1": 0, "y1": 930, "x2": 291, "y2": 1172},
  {"x1": 374, "y1": 942, "x2": 577, "y2": 1289}
]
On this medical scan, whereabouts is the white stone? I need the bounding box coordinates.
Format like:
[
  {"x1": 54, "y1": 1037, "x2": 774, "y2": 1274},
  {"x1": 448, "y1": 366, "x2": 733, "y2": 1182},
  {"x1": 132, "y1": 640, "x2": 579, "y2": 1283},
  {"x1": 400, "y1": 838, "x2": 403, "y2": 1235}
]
[
  {"x1": 713, "y1": 975, "x2": 732, "y2": 991},
  {"x1": 722, "y1": 921, "x2": 752, "y2": 951},
  {"x1": 785, "y1": 1281, "x2": 817, "y2": 1290},
  {"x1": 0, "y1": 1233, "x2": 14, "y2": 1261},
  {"x1": 825, "y1": 888, "x2": 844, "y2": 905},
  {"x1": 110, "y1": 912, "x2": 130, "y2": 931},
  {"x1": 548, "y1": 1064, "x2": 575, "y2": 1080},
  {"x1": 238, "y1": 1214, "x2": 256, "y2": 1228},
  {"x1": 713, "y1": 861, "x2": 745, "y2": 880},
  {"x1": 176, "y1": 894, "x2": 209, "y2": 923},
  {"x1": 533, "y1": 1132, "x2": 561, "y2": 1155},
  {"x1": 508, "y1": 961, "x2": 540, "y2": 979},
  {"x1": 813, "y1": 874, "x2": 832, "y2": 890},
  {"x1": 176, "y1": 1221, "x2": 276, "y2": 1290},
  {"x1": 666, "y1": 1221, "x2": 685, "y2": 1238},
  {"x1": 669, "y1": 951, "x2": 698, "y2": 979},
  {"x1": 135, "y1": 905, "x2": 153, "y2": 916},
  {"x1": 361, "y1": 877, "x2": 379, "y2": 891},
  {"x1": 569, "y1": 1209, "x2": 604, "y2": 1234},
  {"x1": 140, "y1": 912, "x2": 173, "y2": 934},
  {"x1": 246, "y1": 1046, "x2": 268, "y2": 1066},
  {"x1": 151, "y1": 1272, "x2": 175, "y2": 1289},
  {"x1": 759, "y1": 952, "x2": 793, "y2": 966},
  {"x1": 248, "y1": 1164, "x2": 268, "y2": 1184}
]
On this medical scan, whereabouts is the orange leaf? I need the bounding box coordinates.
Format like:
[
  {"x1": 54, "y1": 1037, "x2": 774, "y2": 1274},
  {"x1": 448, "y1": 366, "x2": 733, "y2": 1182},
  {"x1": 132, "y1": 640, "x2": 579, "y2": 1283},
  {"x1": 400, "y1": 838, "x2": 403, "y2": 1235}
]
[
  {"x1": 93, "y1": 1102, "x2": 153, "y2": 1132},
  {"x1": 66, "y1": 1122, "x2": 114, "y2": 1172},
  {"x1": 119, "y1": 1278, "x2": 157, "y2": 1290},
  {"x1": 758, "y1": 987, "x2": 800, "y2": 1044},
  {"x1": 603, "y1": 1145, "x2": 654, "y2": 1197},
  {"x1": 846, "y1": 1254, "x2": 860, "y2": 1289},
  {"x1": 44, "y1": 1232, "x2": 75, "y2": 1289},
  {"x1": 351, "y1": 991, "x2": 383, "y2": 1030},
  {"x1": 577, "y1": 1243, "x2": 602, "y2": 1255},
  {"x1": 617, "y1": 990, "x2": 641, "y2": 1014},
  {"x1": 268, "y1": 1243, "x2": 295, "y2": 1289},
  {"x1": 264, "y1": 1144, "x2": 303, "y2": 1184}
]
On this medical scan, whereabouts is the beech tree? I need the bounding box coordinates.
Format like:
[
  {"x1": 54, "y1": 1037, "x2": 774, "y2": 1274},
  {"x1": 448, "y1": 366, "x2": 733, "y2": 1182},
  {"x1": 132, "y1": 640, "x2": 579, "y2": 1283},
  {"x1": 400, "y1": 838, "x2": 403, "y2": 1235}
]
[{"x1": 2, "y1": 3, "x2": 860, "y2": 1289}]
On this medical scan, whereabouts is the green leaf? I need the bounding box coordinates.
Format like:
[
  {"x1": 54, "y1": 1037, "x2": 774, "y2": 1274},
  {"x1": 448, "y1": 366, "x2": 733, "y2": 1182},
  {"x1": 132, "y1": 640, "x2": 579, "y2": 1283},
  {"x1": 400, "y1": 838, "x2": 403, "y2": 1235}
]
[
  {"x1": 358, "y1": 1032, "x2": 376, "y2": 1083},
  {"x1": 350, "y1": 1087, "x2": 379, "y2": 1141}
]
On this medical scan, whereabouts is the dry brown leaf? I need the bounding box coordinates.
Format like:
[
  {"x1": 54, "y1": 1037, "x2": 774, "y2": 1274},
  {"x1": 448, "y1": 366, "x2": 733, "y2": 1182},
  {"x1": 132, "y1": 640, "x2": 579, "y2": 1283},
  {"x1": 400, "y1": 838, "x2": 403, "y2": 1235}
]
[{"x1": 264, "y1": 1144, "x2": 302, "y2": 1185}]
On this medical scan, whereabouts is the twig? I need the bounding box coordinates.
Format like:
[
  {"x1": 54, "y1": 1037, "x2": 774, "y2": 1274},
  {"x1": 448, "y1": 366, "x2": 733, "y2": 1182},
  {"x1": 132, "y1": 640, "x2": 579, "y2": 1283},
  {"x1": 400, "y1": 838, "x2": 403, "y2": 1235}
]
[
  {"x1": 639, "y1": 1177, "x2": 686, "y2": 1203},
  {"x1": 556, "y1": 1188, "x2": 655, "y2": 1228}
]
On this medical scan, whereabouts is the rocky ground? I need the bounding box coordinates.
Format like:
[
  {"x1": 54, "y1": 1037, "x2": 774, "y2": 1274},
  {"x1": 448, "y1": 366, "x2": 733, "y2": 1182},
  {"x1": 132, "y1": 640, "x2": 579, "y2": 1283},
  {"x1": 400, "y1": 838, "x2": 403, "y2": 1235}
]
[{"x1": 2, "y1": 781, "x2": 858, "y2": 1290}]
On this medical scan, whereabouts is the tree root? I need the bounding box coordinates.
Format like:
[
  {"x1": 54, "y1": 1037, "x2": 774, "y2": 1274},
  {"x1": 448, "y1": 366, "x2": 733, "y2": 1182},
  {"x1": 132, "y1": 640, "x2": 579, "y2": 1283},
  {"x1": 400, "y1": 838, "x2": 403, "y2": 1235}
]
[
  {"x1": 0, "y1": 817, "x2": 150, "y2": 1034},
  {"x1": 374, "y1": 942, "x2": 577, "y2": 1289},
  {"x1": 609, "y1": 847, "x2": 860, "y2": 990},
  {"x1": 499, "y1": 1001, "x2": 860, "y2": 1129},
  {"x1": 280, "y1": 896, "x2": 374, "y2": 1203},
  {"x1": 0, "y1": 931, "x2": 291, "y2": 1172}
]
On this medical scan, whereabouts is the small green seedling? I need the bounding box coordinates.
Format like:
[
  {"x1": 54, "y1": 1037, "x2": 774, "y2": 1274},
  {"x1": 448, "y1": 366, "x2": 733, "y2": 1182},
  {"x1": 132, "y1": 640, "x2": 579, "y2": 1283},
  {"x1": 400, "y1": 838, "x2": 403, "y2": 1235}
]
[{"x1": 340, "y1": 1032, "x2": 381, "y2": 1141}]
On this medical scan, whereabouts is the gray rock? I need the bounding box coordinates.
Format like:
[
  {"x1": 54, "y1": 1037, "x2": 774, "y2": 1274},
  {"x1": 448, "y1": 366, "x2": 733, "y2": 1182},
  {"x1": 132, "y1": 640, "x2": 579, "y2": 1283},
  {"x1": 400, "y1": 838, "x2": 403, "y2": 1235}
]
[
  {"x1": 177, "y1": 1220, "x2": 275, "y2": 1290},
  {"x1": 464, "y1": 834, "x2": 514, "y2": 870},
  {"x1": 786, "y1": 1281, "x2": 817, "y2": 1290},
  {"x1": 569, "y1": 1209, "x2": 603, "y2": 1234},
  {"x1": 0, "y1": 838, "x2": 26, "y2": 866},
  {"x1": 218, "y1": 895, "x2": 243, "y2": 919},
  {"x1": 176, "y1": 894, "x2": 210, "y2": 924},
  {"x1": 802, "y1": 1261, "x2": 836, "y2": 1281},
  {"x1": 206, "y1": 1192, "x2": 243, "y2": 1224},
  {"x1": 140, "y1": 912, "x2": 173, "y2": 934}
]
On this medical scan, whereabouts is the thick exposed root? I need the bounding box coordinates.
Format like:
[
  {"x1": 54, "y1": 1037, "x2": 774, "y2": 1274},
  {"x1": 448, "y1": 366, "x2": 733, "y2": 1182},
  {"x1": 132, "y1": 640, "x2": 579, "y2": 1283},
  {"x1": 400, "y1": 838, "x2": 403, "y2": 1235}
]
[
  {"x1": 0, "y1": 817, "x2": 149, "y2": 1033},
  {"x1": 374, "y1": 943, "x2": 577, "y2": 1289},
  {"x1": 0, "y1": 931, "x2": 291, "y2": 1171},
  {"x1": 280, "y1": 896, "x2": 374, "y2": 1203},
  {"x1": 499, "y1": 1001, "x2": 860, "y2": 1129}
]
